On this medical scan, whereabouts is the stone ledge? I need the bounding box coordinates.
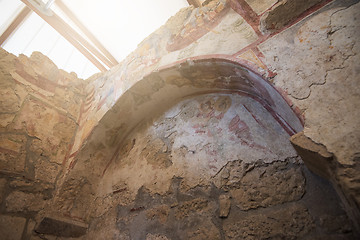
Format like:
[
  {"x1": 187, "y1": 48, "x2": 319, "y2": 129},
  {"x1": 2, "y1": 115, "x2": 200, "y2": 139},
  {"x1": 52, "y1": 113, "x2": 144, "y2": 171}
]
[
  {"x1": 290, "y1": 131, "x2": 333, "y2": 179},
  {"x1": 35, "y1": 215, "x2": 88, "y2": 237}
]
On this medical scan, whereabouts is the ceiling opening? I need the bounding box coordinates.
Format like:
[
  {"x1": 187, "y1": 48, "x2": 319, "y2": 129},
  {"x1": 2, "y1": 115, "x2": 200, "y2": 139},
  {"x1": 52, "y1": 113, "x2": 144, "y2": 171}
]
[{"x1": 0, "y1": 0, "x2": 189, "y2": 79}]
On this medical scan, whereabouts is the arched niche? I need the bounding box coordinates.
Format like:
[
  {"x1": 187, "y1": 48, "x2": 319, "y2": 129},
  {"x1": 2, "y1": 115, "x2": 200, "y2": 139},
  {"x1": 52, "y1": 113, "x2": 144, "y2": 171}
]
[
  {"x1": 55, "y1": 58, "x2": 304, "y2": 220},
  {"x1": 74, "y1": 58, "x2": 303, "y2": 173}
]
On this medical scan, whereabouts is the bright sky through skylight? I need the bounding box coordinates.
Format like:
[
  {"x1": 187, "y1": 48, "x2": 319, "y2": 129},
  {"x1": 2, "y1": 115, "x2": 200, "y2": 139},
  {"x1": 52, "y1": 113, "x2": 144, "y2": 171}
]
[
  {"x1": 0, "y1": 0, "x2": 188, "y2": 79},
  {"x1": 60, "y1": 0, "x2": 188, "y2": 61}
]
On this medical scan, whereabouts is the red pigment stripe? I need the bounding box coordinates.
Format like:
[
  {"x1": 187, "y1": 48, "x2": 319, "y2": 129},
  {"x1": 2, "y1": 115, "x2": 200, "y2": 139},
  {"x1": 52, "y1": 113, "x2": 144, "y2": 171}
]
[{"x1": 228, "y1": 0, "x2": 262, "y2": 37}]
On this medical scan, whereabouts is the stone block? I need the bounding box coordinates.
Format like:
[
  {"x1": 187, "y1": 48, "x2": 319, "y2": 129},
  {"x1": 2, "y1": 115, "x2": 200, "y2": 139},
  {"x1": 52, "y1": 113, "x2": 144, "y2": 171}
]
[
  {"x1": 5, "y1": 191, "x2": 47, "y2": 212},
  {"x1": 213, "y1": 160, "x2": 305, "y2": 210},
  {"x1": 230, "y1": 162, "x2": 305, "y2": 210},
  {"x1": 33, "y1": 157, "x2": 60, "y2": 184},
  {"x1": 26, "y1": 219, "x2": 37, "y2": 237},
  {"x1": 0, "y1": 178, "x2": 7, "y2": 204},
  {"x1": 223, "y1": 203, "x2": 314, "y2": 239},
  {"x1": 0, "y1": 215, "x2": 27, "y2": 240},
  {"x1": 175, "y1": 198, "x2": 209, "y2": 219},
  {"x1": 219, "y1": 194, "x2": 231, "y2": 218},
  {"x1": 35, "y1": 216, "x2": 88, "y2": 238},
  {"x1": 12, "y1": 98, "x2": 76, "y2": 162},
  {"x1": 0, "y1": 113, "x2": 15, "y2": 128},
  {"x1": 290, "y1": 131, "x2": 333, "y2": 179},
  {"x1": 187, "y1": 220, "x2": 221, "y2": 240},
  {"x1": 0, "y1": 134, "x2": 27, "y2": 173},
  {"x1": 0, "y1": 87, "x2": 21, "y2": 113}
]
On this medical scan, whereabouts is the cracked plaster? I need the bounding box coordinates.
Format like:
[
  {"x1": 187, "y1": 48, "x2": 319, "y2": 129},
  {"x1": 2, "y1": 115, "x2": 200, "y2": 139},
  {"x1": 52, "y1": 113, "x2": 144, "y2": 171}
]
[{"x1": 259, "y1": 1, "x2": 360, "y2": 165}]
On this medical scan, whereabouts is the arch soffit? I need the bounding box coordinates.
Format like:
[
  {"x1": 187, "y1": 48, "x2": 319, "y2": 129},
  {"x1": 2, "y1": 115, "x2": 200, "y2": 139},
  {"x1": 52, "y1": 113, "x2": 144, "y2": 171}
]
[{"x1": 75, "y1": 58, "x2": 303, "y2": 173}]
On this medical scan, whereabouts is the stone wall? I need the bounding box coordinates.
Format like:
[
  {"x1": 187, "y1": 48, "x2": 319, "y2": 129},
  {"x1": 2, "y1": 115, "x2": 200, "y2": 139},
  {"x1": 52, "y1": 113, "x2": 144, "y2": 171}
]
[
  {"x1": 258, "y1": 0, "x2": 360, "y2": 227},
  {"x1": 0, "y1": 49, "x2": 85, "y2": 239},
  {"x1": 55, "y1": 0, "x2": 359, "y2": 235},
  {"x1": 83, "y1": 94, "x2": 354, "y2": 239},
  {"x1": 0, "y1": 0, "x2": 359, "y2": 239}
]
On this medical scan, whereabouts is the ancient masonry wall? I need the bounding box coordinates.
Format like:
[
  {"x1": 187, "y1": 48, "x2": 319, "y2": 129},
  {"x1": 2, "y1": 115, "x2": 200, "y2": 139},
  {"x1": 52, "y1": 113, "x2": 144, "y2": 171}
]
[
  {"x1": 86, "y1": 94, "x2": 354, "y2": 239},
  {"x1": 0, "y1": 50, "x2": 86, "y2": 239},
  {"x1": 0, "y1": 0, "x2": 359, "y2": 239},
  {"x1": 63, "y1": 0, "x2": 359, "y2": 232},
  {"x1": 67, "y1": 0, "x2": 359, "y2": 197}
]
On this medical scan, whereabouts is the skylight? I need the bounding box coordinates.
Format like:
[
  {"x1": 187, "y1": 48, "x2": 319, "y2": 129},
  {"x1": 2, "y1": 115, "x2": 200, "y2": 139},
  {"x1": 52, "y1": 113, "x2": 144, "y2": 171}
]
[{"x1": 0, "y1": 0, "x2": 188, "y2": 79}]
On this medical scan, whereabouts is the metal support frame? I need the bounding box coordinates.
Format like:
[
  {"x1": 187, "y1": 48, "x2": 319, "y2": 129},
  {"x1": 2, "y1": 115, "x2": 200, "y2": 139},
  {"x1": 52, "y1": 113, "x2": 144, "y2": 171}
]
[
  {"x1": 0, "y1": 6, "x2": 32, "y2": 46},
  {"x1": 21, "y1": 0, "x2": 112, "y2": 72},
  {"x1": 56, "y1": 0, "x2": 119, "y2": 66}
]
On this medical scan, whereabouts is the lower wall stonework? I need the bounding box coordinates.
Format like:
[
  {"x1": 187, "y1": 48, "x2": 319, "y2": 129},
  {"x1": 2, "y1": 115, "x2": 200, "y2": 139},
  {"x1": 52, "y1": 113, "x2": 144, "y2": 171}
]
[
  {"x1": 86, "y1": 169, "x2": 353, "y2": 240},
  {"x1": 38, "y1": 93, "x2": 357, "y2": 239},
  {"x1": 0, "y1": 50, "x2": 85, "y2": 239},
  {"x1": 84, "y1": 94, "x2": 356, "y2": 240}
]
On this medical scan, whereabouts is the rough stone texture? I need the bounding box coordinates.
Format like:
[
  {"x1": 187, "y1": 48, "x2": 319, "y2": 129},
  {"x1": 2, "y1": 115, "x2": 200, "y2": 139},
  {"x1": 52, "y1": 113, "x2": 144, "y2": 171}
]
[
  {"x1": 291, "y1": 131, "x2": 334, "y2": 179},
  {"x1": 85, "y1": 208, "x2": 121, "y2": 240},
  {"x1": 26, "y1": 219, "x2": 37, "y2": 238},
  {"x1": 33, "y1": 157, "x2": 61, "y2": 184},
  {"x1": 80, "y1": 90, "x2": 353, "y2": 239},
  {"x1": 0, "y1": 49, "x2": 84, "y2": 240},
  {"x1": 0, "y1": 178, "x2": 6, "y2": 204},
  {"x1": 99, "y1": 94, "x2": 297, "y2": 199},
  {"x1": 219, "y1": 194, "x2": 231, "y2": 217},
  {"x1": 260, "y1": 0, "x2": 323, "y2": 34},
  {"x1": 212, "y1": 160, "x2": 305, "y2": 209},
  {"x1": 83, "y1": 166, "x2": 354, "y2": 239},
  {"x1": 227, "y1": 161, "x2": 305, "y2": 210},
  {"x1": 5, "y1": 191, "x2": 47, "y2": 212},
  {"x1": 223, "y1": 203, "x2": 315, "y2": 239},
  {"x1": 259, "y1": 0, "x2": 360, "y2": 228},
  {"x1": 0, "y1": 215, "x2": 27, "y2": 240},
  {"x1": 12, "y1": 98, "x2": 77, "y2": 165},
  {"x1": 1, "y1": 0, "x2": 359, "y2": 238},
  {"x1": 0, "y1": 134, "x2": 27, "y2": 174}
]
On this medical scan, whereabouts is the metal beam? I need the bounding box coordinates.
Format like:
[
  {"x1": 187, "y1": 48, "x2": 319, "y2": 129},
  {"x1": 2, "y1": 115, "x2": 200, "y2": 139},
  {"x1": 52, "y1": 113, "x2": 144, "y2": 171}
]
[
  {"x1": 21, "y1": 0, "x2": 107, "y2": 72},
  {"x1": 56, "y1": 0, "x2": 119, "y2": 66},
  {"x1": 0, "y1": 6, "x2": 32, "y2": 46}
]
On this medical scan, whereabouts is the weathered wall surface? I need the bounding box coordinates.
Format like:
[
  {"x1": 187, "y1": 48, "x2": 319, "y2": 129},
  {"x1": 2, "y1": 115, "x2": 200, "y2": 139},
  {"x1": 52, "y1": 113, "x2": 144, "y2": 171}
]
[
  {"x1": 57, "y1": 0, "x2": 359, "y2": 233},
  {"x1": 258, "y1": 0, "x2": 360, "y2": 225},
  {"x1": 1, "y1": 0, "x2": 359, "y2": 239},
  {"x1": 42, "y1": 0, "x2": 359, "y2": 238},
  {"x1": 65, "y1": 0, "x2": 359, "y2": 174},
  {"x1": 101, "y1": 94, "x2": 298, "y2": 196},
  {"x1": 83, "y1": 94, "x2": 354, "y2": 239},
  {"x1": 0, "y1": 49, "x2": 85, "y2": 239},
  {"x1": 259, "y1": 0, "x2": 360, "y2": 166}
]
